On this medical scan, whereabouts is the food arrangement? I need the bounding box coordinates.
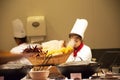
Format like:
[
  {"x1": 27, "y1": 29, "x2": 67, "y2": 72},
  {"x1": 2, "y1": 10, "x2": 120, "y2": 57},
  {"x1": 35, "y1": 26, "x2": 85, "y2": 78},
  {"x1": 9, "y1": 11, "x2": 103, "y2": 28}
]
[
  {"x1": 23, "y1": 40, "x2": 73, "y2": 65},
  {"x1": 21, "y1": 40, "x2": 73, "y2": 80}
]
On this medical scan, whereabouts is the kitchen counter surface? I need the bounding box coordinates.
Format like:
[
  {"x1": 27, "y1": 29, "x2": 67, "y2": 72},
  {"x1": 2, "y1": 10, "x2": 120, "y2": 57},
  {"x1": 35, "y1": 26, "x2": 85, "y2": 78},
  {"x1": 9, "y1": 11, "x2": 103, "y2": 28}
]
[
  {"x1": 21, "y1": 71, "x2": 120, "y2": 80},
  {"x1": 21, "y1": 78, "x2": 120, "y2": 80},
  {"x1": 18, "y1": 74, "x2": 118, "y2": 80}
]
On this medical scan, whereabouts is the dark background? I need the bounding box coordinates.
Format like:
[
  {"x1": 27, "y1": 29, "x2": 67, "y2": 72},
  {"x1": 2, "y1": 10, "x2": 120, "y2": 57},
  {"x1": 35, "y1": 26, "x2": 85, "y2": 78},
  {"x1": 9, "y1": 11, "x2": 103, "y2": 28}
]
[{"x1": 92, "y1": 48, "x2": 120, "y2": 69}]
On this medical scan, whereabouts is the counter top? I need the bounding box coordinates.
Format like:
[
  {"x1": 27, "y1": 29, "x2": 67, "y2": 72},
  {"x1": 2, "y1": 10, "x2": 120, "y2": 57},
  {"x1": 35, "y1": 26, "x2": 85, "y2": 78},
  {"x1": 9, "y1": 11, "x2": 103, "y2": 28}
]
[{"x1": 1, "y1": 71, "x2": 119, "y2": 80}]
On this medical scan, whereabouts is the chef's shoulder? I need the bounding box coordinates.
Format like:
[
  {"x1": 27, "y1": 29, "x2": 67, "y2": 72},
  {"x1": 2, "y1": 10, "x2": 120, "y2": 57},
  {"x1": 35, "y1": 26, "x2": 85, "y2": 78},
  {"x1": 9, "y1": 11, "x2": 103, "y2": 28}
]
[
  {"x1": 10, "y1": 45, "x2": 25, "y2": 54},
  {"x1": 83, "y1": 44, "x2": 91, "y2": 51},
  {"x1": 10, "y1": 43, "x2": 41, "y2": 54},
  {"x1": 10, "y1": 43, "x2": 29, "y2": 54}
]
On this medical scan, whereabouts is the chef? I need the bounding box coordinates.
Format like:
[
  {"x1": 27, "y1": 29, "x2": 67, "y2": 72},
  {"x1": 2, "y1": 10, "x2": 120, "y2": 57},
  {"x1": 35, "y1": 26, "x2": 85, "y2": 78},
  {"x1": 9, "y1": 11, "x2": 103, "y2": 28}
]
[
  {"x1": 66, "y1": 18, "x2": 92, "y2": 62},
  {"x1": 10, "y1": 19, "x2": 40, "y2": 65}
]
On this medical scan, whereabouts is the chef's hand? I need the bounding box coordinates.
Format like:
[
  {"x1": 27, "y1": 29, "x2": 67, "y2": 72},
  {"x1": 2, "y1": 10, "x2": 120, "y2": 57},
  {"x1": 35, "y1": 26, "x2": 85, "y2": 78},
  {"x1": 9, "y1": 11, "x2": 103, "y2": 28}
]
[{"x1": 67, "y1": 39, "x2": 75, "y2": 47}]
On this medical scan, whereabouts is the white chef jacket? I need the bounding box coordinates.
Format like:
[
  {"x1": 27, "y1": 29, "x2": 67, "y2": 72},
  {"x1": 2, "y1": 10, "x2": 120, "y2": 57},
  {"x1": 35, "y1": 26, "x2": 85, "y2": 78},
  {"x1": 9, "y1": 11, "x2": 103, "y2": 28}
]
[
  {"x1": 66, "y1": 44, "x2": 92, "y2": 62},
  {"x1": 10, "y1": 43, "x2": 41, "y2": 65}
]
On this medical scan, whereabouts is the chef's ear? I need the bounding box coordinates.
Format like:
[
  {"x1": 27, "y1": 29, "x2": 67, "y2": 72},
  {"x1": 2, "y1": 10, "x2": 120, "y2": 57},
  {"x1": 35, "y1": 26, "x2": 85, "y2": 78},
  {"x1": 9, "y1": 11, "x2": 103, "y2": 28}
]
[
  {"x1": 78, "y1": 36, "x2": 82, "y2": 41},
  {"x1": 14, "y1": 36, "x2": 27, "y2": 45},
  {"x1": 14, "y1": 37, "x2": 21, "y2": 45}
]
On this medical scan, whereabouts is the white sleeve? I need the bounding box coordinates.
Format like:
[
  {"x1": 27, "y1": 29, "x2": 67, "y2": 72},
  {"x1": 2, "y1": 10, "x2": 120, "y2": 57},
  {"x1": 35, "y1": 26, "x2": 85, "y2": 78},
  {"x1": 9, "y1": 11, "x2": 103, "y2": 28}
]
[{"x1": 10, "y1": 46, "x2": 23, "y2": 54}]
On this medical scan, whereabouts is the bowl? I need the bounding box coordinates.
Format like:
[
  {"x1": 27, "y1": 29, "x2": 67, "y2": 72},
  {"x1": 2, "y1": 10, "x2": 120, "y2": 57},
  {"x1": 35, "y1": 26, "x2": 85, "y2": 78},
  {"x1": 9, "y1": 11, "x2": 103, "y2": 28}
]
[
  {"x1": 29, "y1": 70, "x2": 49, "y2": 80},
  {"x1": 57, "y1": 61, "x2": 100, "y2": 79}
]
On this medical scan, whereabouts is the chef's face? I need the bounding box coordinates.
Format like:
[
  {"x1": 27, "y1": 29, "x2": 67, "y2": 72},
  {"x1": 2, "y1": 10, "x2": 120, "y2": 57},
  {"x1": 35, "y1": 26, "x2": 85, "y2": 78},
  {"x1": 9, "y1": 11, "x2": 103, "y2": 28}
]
[{"x1": 69, "y1": 34, "x2": 82, "y2": 48}]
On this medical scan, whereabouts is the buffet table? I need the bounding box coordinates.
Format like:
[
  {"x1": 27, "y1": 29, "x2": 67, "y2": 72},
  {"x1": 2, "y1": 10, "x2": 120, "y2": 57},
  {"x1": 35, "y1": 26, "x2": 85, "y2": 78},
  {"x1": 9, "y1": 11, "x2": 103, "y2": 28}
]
[{"x1": 20, "y1": 72, "x2": 120, "y2": 80}]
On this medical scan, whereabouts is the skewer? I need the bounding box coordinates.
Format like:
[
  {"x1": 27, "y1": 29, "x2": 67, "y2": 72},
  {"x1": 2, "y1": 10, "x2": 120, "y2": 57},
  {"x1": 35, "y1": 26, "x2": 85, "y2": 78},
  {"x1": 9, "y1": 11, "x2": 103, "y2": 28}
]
[{"x1": 39, "y1": 55, "x2": 52, "y2": 70}]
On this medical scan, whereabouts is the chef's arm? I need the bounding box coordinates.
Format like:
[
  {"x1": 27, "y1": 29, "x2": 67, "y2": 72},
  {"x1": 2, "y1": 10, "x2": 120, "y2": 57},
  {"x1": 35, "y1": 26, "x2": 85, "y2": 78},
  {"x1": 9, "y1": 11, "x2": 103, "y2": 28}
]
[{"x1": 0, "y1": 52, "x2": 23, "y2": 64}]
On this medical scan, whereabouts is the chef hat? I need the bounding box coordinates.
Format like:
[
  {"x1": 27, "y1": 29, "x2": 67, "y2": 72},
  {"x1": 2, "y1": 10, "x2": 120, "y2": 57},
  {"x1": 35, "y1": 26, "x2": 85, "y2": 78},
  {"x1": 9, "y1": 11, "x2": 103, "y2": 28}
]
[
  {"x1": 12, "y1": 19, "x2": 26, "y2": 38},
  {"x1": 70, "y1": 18, "x2": 88, "y2": 39}
]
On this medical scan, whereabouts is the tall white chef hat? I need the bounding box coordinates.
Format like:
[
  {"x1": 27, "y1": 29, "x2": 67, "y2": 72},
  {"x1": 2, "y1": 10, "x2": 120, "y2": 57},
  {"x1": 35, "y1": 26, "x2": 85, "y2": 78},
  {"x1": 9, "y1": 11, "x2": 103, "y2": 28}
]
[
  {"x1": 12, "y1": 19, "x2": 26, "y2": 38},
  {"x1": 70, "y1": 18, "x2": 88, "y2": 39}
]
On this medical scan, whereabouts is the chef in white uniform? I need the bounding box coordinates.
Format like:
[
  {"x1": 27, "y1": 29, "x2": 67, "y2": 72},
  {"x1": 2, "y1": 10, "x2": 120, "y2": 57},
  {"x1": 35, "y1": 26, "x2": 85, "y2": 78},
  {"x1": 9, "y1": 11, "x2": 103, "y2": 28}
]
[
  {"x1": 10, "y1": 19, "x2": 40, "y2": 65},
  {"x1": 66, "y1": 19, "x2": 92, "y2": 62}
]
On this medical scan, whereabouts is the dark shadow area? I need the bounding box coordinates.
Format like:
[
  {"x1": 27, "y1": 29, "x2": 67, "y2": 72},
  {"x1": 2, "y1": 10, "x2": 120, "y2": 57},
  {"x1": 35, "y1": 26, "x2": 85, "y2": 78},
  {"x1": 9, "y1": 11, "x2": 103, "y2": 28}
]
[{"x1": 92, "y1": 48, "x2": 120, "y2": 69}]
